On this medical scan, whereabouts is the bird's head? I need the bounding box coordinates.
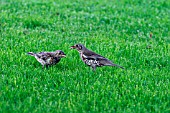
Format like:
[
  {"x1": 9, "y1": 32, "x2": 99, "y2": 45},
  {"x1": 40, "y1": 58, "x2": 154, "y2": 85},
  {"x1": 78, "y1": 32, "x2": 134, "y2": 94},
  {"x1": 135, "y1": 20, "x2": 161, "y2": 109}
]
[
  {"x1": 70, "y1": 44, "x2": 86, "y2": 52},
  {"x1": 55, "y1": 50, "x2": 66, "y2": 58}
]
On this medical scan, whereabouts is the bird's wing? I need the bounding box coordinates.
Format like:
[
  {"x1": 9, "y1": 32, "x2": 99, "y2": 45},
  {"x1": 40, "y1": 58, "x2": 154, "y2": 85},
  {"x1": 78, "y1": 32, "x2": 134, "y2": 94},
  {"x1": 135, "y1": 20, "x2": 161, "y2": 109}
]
[
  {"x1": 83, "y1": 50, "x2": 106, "y2": 60},
  {"x1": 83, "y1": 50, "x2": 116, "y2": 65},
  {"x1": 37, "y1": 52, "x2": 52, "y2": 60},
  {"x1": 98, "y1": 58, "x2": 114, "y2": 65}
]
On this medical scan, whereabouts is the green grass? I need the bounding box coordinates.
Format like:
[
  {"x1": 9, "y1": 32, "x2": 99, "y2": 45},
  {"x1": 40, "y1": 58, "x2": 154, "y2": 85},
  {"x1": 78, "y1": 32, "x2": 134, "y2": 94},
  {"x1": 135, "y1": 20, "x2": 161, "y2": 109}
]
[{"x1": 0, "y1": 0, "x2": 169, "y2": 112}]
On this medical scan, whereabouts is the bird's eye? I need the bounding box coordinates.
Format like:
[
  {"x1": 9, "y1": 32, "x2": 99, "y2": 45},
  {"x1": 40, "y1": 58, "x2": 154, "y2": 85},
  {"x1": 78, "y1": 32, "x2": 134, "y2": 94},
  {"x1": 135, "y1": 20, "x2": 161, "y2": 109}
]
[
  {"x1": 79, "y1": 45, "x2": 82, "y2": 50},
  {"x1": 76, "y1": 45, "x2": 78, "y2": 47}
]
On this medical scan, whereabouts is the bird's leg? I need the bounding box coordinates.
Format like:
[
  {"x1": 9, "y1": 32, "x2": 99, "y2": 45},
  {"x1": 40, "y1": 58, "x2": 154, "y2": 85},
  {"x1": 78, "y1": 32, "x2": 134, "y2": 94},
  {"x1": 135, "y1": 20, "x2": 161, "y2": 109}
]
[
  {"x1": 42, "y1": 65, "x2": 49, "y2": 69},
  {"x1": 42, "y1": 65, "x2": 45, "y2": 69},
  {"x1": 45, "y1": 65, "x2": 50, "y2": 68},
  {"x1": 92, "y1": 66, "x2": 96, "y2": 71}
]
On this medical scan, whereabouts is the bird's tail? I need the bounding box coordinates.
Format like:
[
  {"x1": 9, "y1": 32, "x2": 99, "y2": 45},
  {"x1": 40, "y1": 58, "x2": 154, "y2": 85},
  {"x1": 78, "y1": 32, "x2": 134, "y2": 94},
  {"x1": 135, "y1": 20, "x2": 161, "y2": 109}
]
[
  {"x1": 27, "y1": 52, "x2": 36, "y2": 56},
  {"x1": 111, "y1": 63, "x2": 125, "y2": 69}
]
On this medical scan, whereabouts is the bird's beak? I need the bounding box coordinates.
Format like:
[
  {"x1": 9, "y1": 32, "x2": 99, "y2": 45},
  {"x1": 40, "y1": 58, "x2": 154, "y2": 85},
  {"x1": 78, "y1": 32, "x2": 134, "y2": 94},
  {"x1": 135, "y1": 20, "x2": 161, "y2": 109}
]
[
  {"x1": 61, "y1": 54, "x2": 66, "y2": 57},
  {"x1": 70, "y1": 46, "x2": 76, "y2": 49}
]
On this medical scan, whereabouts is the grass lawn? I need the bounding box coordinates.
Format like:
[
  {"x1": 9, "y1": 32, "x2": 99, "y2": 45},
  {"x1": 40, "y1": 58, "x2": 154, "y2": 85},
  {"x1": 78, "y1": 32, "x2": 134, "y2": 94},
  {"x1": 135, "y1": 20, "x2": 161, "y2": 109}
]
[{"x1": 0, "y1": 0, "x2": 169, "y2": 112}]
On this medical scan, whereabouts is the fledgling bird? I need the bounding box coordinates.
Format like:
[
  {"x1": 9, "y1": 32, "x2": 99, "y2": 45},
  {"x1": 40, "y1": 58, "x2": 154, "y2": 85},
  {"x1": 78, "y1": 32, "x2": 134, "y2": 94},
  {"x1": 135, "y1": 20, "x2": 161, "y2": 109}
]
[
  {"x1": 27, "y1": 50, "x2": 66, "y2": 68},
  {"x1": 71, "y1": 44, "x2": 124, "y2": 71}
]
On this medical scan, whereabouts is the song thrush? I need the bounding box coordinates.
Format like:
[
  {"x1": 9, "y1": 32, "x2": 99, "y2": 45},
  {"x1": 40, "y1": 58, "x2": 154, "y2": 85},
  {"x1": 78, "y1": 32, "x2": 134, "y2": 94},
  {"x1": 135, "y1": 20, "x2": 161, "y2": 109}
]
[
  {"x1": 71, "y1": 44, "x2": 124, "y2": 71},
  {"x1": 27, "y1": 50, "x2": 66, "y2": 68}
]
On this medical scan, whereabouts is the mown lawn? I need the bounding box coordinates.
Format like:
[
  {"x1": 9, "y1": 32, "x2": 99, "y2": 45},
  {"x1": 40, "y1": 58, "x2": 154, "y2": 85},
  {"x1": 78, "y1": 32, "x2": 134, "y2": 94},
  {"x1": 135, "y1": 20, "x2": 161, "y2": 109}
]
[{"x1": 0, "y1": 0, "x2": 169, "y2": 112}]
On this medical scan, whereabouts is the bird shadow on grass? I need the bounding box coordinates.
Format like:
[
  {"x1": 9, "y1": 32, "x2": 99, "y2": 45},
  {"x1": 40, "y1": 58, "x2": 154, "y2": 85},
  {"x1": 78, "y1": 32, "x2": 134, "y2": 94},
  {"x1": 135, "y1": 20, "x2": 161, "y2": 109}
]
[
  {"x1": 92, "y1": 66, "x2": 127, "y2": 76},
  {"x1": 40, "y1": 64, "x2": 67, "y2": 71},
  {"x1": 26, "y1": 62, "x2": 65, "y2": 71}
]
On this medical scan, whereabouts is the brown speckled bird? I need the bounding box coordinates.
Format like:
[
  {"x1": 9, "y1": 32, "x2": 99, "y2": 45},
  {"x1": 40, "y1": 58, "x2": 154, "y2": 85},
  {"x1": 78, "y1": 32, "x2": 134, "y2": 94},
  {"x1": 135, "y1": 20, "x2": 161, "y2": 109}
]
[
  {"x1": 27, "y1": 50, "x2": 66, "y2": 68},
  {"x1": 71, "y1": 44, "x2": 124, "y2": 71}
]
